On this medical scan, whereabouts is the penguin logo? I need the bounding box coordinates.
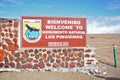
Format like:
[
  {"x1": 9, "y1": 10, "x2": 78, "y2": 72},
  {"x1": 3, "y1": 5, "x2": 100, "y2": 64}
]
[
  {"x1": 23, "y1": 20, "x2": 41, "y2": 43},
  {"x1": 25, "y1": 24, "x2": 40, "y2": 40}
]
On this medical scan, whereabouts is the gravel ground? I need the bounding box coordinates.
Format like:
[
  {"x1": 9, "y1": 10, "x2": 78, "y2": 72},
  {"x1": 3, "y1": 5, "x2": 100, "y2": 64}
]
[{"x1": 0, "y1": 34, "x2": 120, "y2": 80}]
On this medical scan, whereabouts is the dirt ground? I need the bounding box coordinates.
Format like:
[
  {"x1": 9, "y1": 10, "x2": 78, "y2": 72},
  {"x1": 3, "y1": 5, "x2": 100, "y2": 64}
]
[{"x1": 0, "y1": 34, "x2": 120, "y2": 80}]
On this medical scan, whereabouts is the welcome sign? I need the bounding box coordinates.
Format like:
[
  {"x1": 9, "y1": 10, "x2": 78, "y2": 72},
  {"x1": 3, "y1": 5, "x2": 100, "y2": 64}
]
[{"x1": 21, "y1": 16, "x2": 86, "y2": 48}]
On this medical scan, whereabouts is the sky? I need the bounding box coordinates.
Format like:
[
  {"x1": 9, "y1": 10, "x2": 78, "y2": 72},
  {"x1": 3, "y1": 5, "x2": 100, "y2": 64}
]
[{"x1": 0, "y1": 0, "x2": 120, "y2": 34}]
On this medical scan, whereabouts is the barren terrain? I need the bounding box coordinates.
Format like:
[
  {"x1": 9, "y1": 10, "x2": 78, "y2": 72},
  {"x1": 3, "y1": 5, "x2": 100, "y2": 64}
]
[{"x1": 0, "y1": 34, "x2": 120, "y2": 80}]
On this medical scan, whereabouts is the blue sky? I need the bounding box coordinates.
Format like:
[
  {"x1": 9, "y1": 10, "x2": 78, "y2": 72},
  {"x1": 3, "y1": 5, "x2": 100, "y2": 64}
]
[{"x1": 0, "y1": 0, "x2": 120, "y2": 33}]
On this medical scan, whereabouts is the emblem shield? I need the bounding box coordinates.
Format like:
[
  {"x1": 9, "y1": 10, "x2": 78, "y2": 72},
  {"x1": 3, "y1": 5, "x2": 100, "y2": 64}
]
[{"x1": 23, "y1": 19, "x2": 42, "y2": 43}]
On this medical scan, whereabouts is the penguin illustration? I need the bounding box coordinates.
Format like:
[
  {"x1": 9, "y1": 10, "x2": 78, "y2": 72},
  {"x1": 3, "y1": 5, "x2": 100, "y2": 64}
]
[{"x1": 25, "y1": 24, "x2": 40, "y2": 40}]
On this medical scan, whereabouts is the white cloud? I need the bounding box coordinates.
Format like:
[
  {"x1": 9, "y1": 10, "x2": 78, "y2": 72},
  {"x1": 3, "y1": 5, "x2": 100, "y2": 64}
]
[
  {"x1": 2, "y1": 0, "x2": 24, "y2": 4},
  {"x1": 107, "y1": 0, "x2": 120, "y2": 10},
  {"x1": 42, "y1": 4, "x2": 53, "y2": 8},
  {"x1": 109, "y1": 16, "x2": 120, "y2": 21},
  {"x1": 107, "y1": 4, "x2": 120, "y2": 10},
  {"x1": 87, "y1": 16, "x2": 120, "y2": 34},
  {"x1": 1, "y1": 0, "x2": 26, "y2": 6}
]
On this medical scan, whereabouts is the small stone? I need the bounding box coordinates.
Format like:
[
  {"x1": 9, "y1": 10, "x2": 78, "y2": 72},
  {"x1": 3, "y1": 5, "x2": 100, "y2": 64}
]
[
  {"x1": 53, "y1": 62, "x2": 59, "y2": 68},
  {"x1": 20, "y1": 51, "x2": 25, "y2": 54},
  {"x1": 13, "y1": 38, "x2": 17, "y2": 43},
  {"x1": 78, "y1": 52, "x2": 83, "y2": 57},
  {"x1": 9, "y1": 62, "x2": 15, "y2": 68},
  {"x1": 21, "y1": 59, "x2": 27, "y2": 64},
  {"x1": 0, "y1": 63, "x2": 4, "y2": 68},
  {"x1": 67, "y1": 49, "x2": 72, "y2": 53},
  {"x1": 8, "y1": 54, "x2": 14, "y2": 61},
  {"x1": 33, "y1": 64, "x2": 39, "y2": 69},
  {"x1": 52, "y1": 49, "x2": 57, "y2": 53},
  {"x1": 29, "y1": 49, "x2": 33, "y2": 53},
  {"x1": 1, "y1": 33, "x2": 5, "y2": 37},
  {"x1": 14, "y1": 52, "x2": 20, "y2": 57},
  {"x1": 63, "y1": 52, "x2": 67, "y2": 56},
  {"x1": 34, "y1": 49, "x2": 38, "y2": 54},
  {"x1": 65, "y1": 62, "x2": 69, "y2": 68},
  {"x1": 43, "y1": 49, "x2": 47, "y2": 52},
  {"x1": 6, "y1": 44, "x2": 19, "y2": 51},
  {"x1": 73, "y1": 48, "x2": 78, "y2": 51},
  {"x1": 39, "y1": 58, "x2": 43, "y2": 61},
  {"x1": 2, "y1": 23, "x2": 6, "y2": 28},
  {"x1": 86, "y1": 72, "x2": 91, "y2": 76},
  {"x1": 89, "y1": 70, "x2": 94, "y2": 74},
  {"x1": 27, "y1": 63, "x2": 33, "y2": 68},
  {"x1": 0, "y1": 49, "x2": 4, "y2": 62},
  {"x1": 59, "y1": 53, "x2": 63, "y2": 55},
  {"x1": 66, "y1": 57, "x2": 70, "y2": 61},
  {"x1": 85, "y1": 49, "x2": 92, "y2": 52},
  {"x1": 24, "y1": 50, "x2": 28, "y2": 53},
  {"x1": 76, "y1": 57, "x2": 81, "y2": 62},
  {"x1": 69, "y1": 62, "x2": 75, "y2": 68},
  {"x1": 63, "y1": 49, "x2": 67, "y2": 53},
  {"x1": 5, "y1": 65, "x2": 9, "y2": 68},
  {"x1": 78, "y1": 49, "x2": 84, "y2": 52},
  {"x1": 39, "y1": 53, "x2": 42, "y2": 57},
  {"x1": 77, "y1": 62, "x2": 83, "y2": 67},
  {"x1": 80, "y1": 61, "x2": 84, "y2": 67},
  {"x1": 56, "y1": 54, "x2": 60, "y2": 59},
  {"x1": 57, "y1": 49, "x2": 61, "y2": 52},
  {"x1": 44, "y1": 59, "x2": 49, "y2": 63},
  {"x1": 86, "y1": 61, "x2": 92, "y2": 64},
  {"x1": 46, "y1": 63, "x2": 51, "y2": 67},
  {"x1": 52, "y1": 53, "x2": 55, "y2": 57},
  {"x1": 11, "y1": 51, "x2": 16, "y2": 55},
  {"x1": 91, "y1": 54, "x2": 95, "y2": 58},
  {"x1": 94, "y1": 69, "x2": 101, "y2": 74},
  {"x1": 60, "y1": 62, "x2": 64, "y2": 67},
  {"x1": 103, "y1": 72, "x2": 107, "y2": 75},
  {"x1": 9, "y1": 33, "x2": 13, "y2": 38},
  {"x1": 47, "y1": 55, "x2": 52, "y2": 61},
  {"x1": 0, "y1": 42, "x2": 2, "y2": 47},
  {"x1": 30, "y1": 54, "x2": 35, "y2": 57},
  {"x1": 2, "y1": 44, "x2": 6, "y2": 49},
  {"x1": 14, "y1": 21, "x2": 18, "y2": 27},
  {"x1": 22, "y1": 64, "x2": 28, "y2": 69},
  {"x1": 43, "y1": 53, "x2": 47, "y2": 59},
  {"x1": 85, "y1": 54, "x2": 90, "y2": 58},
  {"x1": 73, "y1": 51, "x2": 79, "y2": 57},
  {"x1": 50, "y1": 58, "x2": 55, "y2": 63},
  {"x1": 7, "y1": 22, "x2": 12, "y2": 27},
  {"x1": 47, "y1": 51, "x2": 51, "y2": 54},
  {"x1": 35, "y1": 55, "x2": 39, "y2": 59},
  {"x1": 15, "y1": 58, "x2": 21, "y2": 62},
  {"x1": 14, "y1": 33, "x2": 18, "y2": 37},
  {"x1": 68, "y1": 53, "x2": 73, "y2": 57},
  {"x1": 33, "y1": 60, "x2": 38, "y2": 63},
  {"x1": 70, "y1": 57, "x2": 75, "y2": 61},
  {"x1": 27, "y1": 58, "x2": 33, "y2": 62},
  {"x1": 22, "y1": 53, "x2": 29, "y2": 58},
  {"x1": 61, "y1": 56, "x2": 65, "y2": 61},
  {"x1": 38, "y1": 61, "x2": 45, "y2": 68},
  {"x1": 39, "y1": 49, "x2": 42, "y2": 52},
  {"x1": 56, "y1": 59, "x2": 61, "y2": 64}
]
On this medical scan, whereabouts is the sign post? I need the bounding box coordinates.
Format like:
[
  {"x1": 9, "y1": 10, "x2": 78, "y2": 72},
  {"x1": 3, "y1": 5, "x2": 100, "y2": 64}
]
[
  {"x1": 21, "y1": 16, "x2": 86, "y2": 48},
  {"x1": 113, "y1": 44, "x2": 117, "y2": 68}
]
